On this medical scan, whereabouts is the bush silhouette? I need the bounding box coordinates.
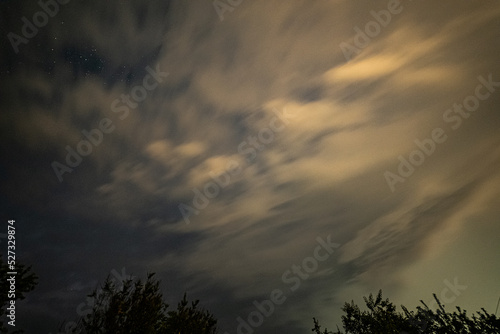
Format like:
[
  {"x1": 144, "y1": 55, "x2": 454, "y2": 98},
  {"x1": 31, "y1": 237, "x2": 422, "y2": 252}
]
[
  {"x1": 0, "y1": 257, "x2": 38, "y2": 333},
  {"x1": 312, "y1": 290, "x2": 500, "y2": 334},
  {"x1": 68, "y1": 272, "x2": 218, "y2": 334}
]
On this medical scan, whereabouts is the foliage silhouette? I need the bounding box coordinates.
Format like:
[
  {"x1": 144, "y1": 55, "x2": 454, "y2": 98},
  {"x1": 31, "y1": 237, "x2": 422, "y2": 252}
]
[
  {"x1": 0, "y1": 257, "x2": 38, "y2": 333},
  {"x1": 68, "y1": 272, "x2": 219, "y2": 334},
  {"x1": 165, "y1": 293, "x2": 218, "y2": 334},
  {"x1": 312, "y1": 290, "x2": 500, "y2": 334}
]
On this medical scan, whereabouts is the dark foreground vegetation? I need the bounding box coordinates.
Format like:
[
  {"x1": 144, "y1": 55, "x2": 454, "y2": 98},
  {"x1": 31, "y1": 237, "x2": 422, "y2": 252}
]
[
  {"x1": 313, "y1": 290, "x2": 500, "y2": 334},
  {"x1": 1, "y1": 260, "x2": 499, "y2": 333}
]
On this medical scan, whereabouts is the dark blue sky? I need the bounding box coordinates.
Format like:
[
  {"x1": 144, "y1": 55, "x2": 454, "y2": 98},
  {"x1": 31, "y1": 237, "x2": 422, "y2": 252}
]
[{"x1": 1, "y1": 1, "x2": 500, "y2": 333}]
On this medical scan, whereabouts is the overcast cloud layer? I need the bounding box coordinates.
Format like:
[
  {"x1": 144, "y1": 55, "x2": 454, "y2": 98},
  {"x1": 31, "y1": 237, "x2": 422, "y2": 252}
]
[{"x1": 1, "y1": 1, "x2": 500, "y2": 333}]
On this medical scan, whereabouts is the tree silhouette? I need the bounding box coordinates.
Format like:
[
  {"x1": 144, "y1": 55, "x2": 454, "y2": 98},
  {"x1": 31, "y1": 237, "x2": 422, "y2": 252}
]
[
  {"x1": 68, "y1": 272, "x2": 219, "y2": 334},
  {"x1": 164, "y1": 293, "x2": 218, "y2": 334},
  {"x1": 0, "y1": 257, "x2": 38, "y2": 333},
  {"x1": 312, "y1": 290, "x2": 500, "y2": 334}
]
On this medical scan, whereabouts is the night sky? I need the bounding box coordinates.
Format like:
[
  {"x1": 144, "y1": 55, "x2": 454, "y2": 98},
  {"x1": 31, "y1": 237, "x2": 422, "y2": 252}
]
[{"x1": 1, "y1": 1, "x2": 500, "y2": 333}]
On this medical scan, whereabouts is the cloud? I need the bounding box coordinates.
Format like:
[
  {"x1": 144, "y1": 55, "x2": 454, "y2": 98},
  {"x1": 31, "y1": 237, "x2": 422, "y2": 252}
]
[{"x1": 1, "y1": 1, "x2": 500, "y2": 333}]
